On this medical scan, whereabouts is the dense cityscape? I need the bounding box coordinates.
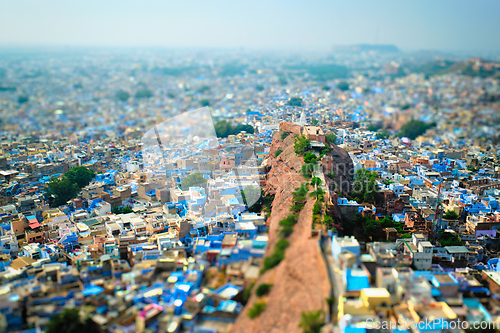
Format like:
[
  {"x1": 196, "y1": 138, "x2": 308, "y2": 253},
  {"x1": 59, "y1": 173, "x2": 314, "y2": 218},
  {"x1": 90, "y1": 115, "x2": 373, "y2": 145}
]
[
  {"x1": 2, "y1": 2, "x2": 500, "y2": 332},
  {"x1": 0, "y1": 46, "x2": 499, "y2": 333}
]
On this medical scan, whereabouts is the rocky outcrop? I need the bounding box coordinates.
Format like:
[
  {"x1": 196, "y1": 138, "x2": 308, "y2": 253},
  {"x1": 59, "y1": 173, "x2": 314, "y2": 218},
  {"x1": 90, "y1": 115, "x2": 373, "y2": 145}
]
[{"x1": 230, "y1": 122, "x2": 347, "y2": 333}]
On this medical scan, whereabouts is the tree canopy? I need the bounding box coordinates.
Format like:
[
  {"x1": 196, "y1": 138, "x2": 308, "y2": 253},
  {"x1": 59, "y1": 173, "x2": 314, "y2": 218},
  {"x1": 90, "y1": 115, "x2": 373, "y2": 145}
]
[
  {"x1": 65, "y1": 166, "x2": 95, "y2": 189},
  {"x1": 287, "y1": 97, "x2": 303, "y2": 107},
  {"x1": 18, "y1": 95, "x2": 29, "y2": 104},
  {"x1": 45, "y1": 166, "x2": 95, "y2": 207},
  {"x1": 241, "y1": 185, "x2": 273, "y2": 213},
  {"x1": 181, "y1": 172, "x2": 207, "y2": 191},
  {"x1": 437, "y1": 231, "x2": 463, "y2": 246},
  {"x1": 112, "y1": 206, "x2": 133, "y2": 214},
  {"x1": 350, "y1": 168, "x2": 379, "y2": 204},
  {"x1": 375, "y1": 129, "x2": 390, "y2": 140},
  {"x1": 294, "y1": 135, "x2": 311, "y2": 155},
  {"x1": 214, "y1": 120, "x2": 254, "y2": 138},
  {"x1": 46, "y1": 177, "x2": 80, "y2": 208},
  {"x1": 134, "y1": 89, "x2": 153, "y2": 99},
  {"x1": 46, "y1": 308, "x2": 100, "y2": 333},
  {"x1": 116, "y1": 90, "x2": 130, "y2": 101},
  {"x1": 303, "y1": 152, "x2": 318, "y2": 164},
  {"x1": 325, "y1": 133, "x2": 337, "y2": 145},
  {"x1": 397, "y1": 120, "x2": 436, "y2": 140},
  {"x1": 311, "y1": 177, "x2": 322, "y2": 187},
  {"x1": 299, "y1": 310, "x2": 325, "y2": 333},
  {"x1": 336, "y1": 81, "x2": 350, "y2": 91},
  {"x1": 343, "y1": 214, "x2": 403, "y2": 242},
  {"x1": 443, "y1": 210, "x2": 459, "y2": 220},
  {"x1": 200, "y1": 98, "x2": 210, "y2": 107}
]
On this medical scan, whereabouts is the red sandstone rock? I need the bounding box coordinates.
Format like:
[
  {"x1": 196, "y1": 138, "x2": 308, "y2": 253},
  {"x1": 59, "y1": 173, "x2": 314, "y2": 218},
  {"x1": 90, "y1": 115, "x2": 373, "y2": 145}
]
[{"x1": 230, "y1": 122, "x2": 352, "y2": 333}]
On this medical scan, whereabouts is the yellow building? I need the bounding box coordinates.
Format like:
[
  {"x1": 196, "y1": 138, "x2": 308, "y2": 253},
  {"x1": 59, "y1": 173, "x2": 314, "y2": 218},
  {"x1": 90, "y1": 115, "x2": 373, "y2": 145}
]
[
  {"x1": 360, "y1": 288, "x2": 391, "y2": 308},
  {"x1": 42, "y1": 208, "x2": 66, "y2": 225}
]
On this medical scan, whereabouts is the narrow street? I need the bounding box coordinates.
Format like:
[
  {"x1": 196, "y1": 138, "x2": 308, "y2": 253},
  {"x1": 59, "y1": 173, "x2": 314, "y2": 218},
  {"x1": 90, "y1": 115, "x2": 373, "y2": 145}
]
[{"x1": 320, "y1": 234, "x2": 344, "y2": 333}]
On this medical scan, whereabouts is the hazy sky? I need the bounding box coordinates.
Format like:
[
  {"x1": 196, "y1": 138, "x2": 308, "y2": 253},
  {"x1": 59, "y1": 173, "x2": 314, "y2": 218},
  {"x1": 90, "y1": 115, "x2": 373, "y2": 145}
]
[{"x1": 1, "y1": 0, "x2": 500, "y2": 52}]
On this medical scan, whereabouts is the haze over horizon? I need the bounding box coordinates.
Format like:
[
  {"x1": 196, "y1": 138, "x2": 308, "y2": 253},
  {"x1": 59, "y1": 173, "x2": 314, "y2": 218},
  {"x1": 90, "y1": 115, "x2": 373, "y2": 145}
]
[{"x1": 1, "y1": 0, "x2": 500, "y2": 54}]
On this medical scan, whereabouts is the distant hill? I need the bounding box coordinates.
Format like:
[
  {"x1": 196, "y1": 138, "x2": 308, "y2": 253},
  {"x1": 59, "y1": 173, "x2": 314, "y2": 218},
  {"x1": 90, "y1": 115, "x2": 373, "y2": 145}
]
[
  {"x1": 333, "y1": 44, "x2": 400, "y2": 53},
  {"x1": 412, "y1": 60, "x2": 460, "y2": 76},
  {"x1": 460, "y1": 59, "x2": 500, "y2": 78},
  {"x1": 411, "y1": 58, "x2": 500, "y2": 78}
]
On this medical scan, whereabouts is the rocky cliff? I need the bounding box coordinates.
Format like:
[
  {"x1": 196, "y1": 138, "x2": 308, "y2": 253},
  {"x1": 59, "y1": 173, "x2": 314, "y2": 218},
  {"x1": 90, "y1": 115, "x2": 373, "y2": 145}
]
[{"x1": 230, "y1": 122, "x2": 352, "y2": 333}]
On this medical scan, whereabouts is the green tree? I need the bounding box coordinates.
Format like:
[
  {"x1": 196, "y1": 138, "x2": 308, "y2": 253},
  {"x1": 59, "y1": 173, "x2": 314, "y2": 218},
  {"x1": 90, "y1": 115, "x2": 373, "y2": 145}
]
[
  {"x1": 255, "y1": 284, "x2": 273, "y2": 297},
  {"x1": 438, "y1": 231, "x2": 463, "y2": 246},
  {"x1": 65, "y1": 166, "x2": 95, "y2": 189},
  {"x1": 299, "y1": 310, "x2": 325, "y2": 333},
  {"x1": 327, "y1": 172, "x2": 336, "y2": 179},
  {"x1": 46, "y1": 177, "x2": 79, "y2": 207},
  {"x1": 262, "y1": 238, "x2": 290, "y2": 273},
  {"x1": 234, "y1": 124, "x2": 255, "y2": 134},
  {"x1": 45, "y1": 166, "x2": 95, "y2": 207},
  {"x1": 122, "y1": 206, "x2": 133, "y2": 214},
  {"x1": 279, "y1": 76, "x2": 288, "y2": 85},
  {"x1": 214, "y1": 120, "x2": 232, "y2": 137},
  {"x1": 343, "y1": 213, "x2": 403, "y2": 242},
  {"x1": 113, "y1": 206, "x2": 133, "y2": 214},
  {"x1": 181, "y1": 172, "x2": 207, "y2": 190},
  {"x1": 301, "y1": 164, "x2": 314, "y2": 179},
  {"x1": 376, "y1": 129, "x2": 390, "y2": 140},
  {"x1": 311, "y1": 177, "x2": 322, "y2": 187},
  {"x1": 313, "y1": 201, "x2": 322, "y2": 215},
  {"x1": 336, "y1": 81, "x2": 350, "y2": 91},
  {"x1": 350, "y1": 168, "x2": 379, "y2": 204},
  {"x1": 311, "y1": 118, "x2": 319, "y2": 125},
  {"x1": 467, "y1": 165, "x2": 479, "y2": 172},
  {"x1": 197, "y1": 85, "x2": 210, "y2": 93},
  {"x1": 303, "y1": 152, "x2": 318, "y2": 164},
  {"x1": 200, "y1": 98, "x2": 210, "y2": 107},
  {"x1": 214, "y1": 120, "x2": 254, "y2": 138},
  {"x1": 248, "y1": 302, "x2": 266, "y2": 319},
  {"x1": 242, "y1": 186, "x2": 273, "y2": 213},
  {"x1": 294, "y1": 135, "x2": 311, "y2": 155},
  {"x1": 116, "y1": 90, "x2": 130, "y2": 102},
  {"x1": 367, "y1": 124, "x2": 381, "y2": 132},
  {"x1": 443, "y1": 210, "x2": 459, "y2": 220},
  {"x1": 325, "y1": 133, "x2": 337, "y2": 145},
  {"x1": 46, "y1": 308, "x2": 100, "y2": 333},
  {"x1": 287, "y1": 97, "x2": 303, "y2": 106},
  {"x1": 242, "y1": 282, "x2": 255, "y2": 304},
  {"x1": 18, "y1": 95, "x2": 29, "y2": 104},
  {"x1": 275, "y1": 149, "x2": 283, "y2": 157},
  {"x1": 241, "y1": 185, "x2": 261, "y2": 207},
  {"x1": 134, "y1": 89, "x2": 153, "y2": 99},
  {"x1": 397, "y1": 120, "x2": 436, "y2": 140}
]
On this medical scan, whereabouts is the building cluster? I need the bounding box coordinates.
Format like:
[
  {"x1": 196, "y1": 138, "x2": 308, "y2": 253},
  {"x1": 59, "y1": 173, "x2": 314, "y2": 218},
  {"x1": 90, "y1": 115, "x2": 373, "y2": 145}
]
[
  {"x1": 0, "y1": 126, "x2": 275, "y2": 332},
  {"x1": 0, "y1": 50, "x2": 500, "y2": 332},
  {"x1": 329, "y1": 129, "x2": 500, "y2": 332}
]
